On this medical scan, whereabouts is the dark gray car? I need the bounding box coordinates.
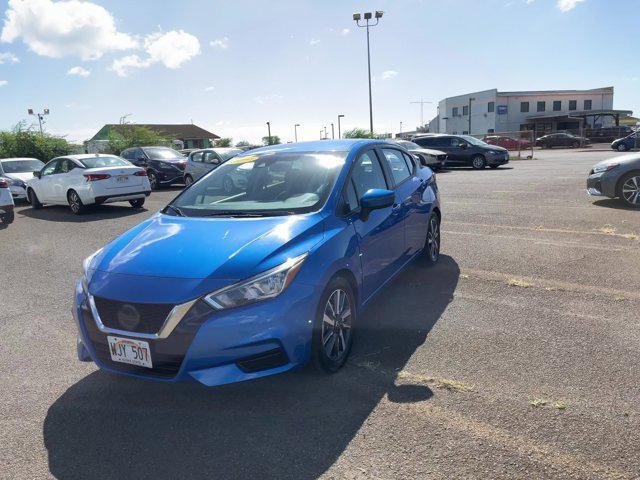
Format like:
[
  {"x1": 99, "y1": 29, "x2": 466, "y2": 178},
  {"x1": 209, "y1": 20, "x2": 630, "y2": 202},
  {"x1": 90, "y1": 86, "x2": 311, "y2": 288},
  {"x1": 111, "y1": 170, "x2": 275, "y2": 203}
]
[
  {"x1": 412, "y1": 134, "x2": 509, "y2": 169},
  {"x1": 184, "y1": 148, "x2": 243, "y2": 186},
  {"x1": 587, "y1": 153, "x2": 640, "y2": 208}
]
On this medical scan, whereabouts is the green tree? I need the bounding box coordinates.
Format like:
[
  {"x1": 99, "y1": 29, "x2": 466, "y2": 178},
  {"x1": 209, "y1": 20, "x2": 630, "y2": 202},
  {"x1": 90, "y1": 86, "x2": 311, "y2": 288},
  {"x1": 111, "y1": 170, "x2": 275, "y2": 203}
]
[
  {"x1": 0, "y1": 122, "x2": 72, "y2": 162},
  {"x1": 262, "y1": 135, "x2": 281, "y2": 146},
  {"x1": 342, "y1": 128, "x2": 384, "y2": 139},
  {"x1": 106, "y1": 125, "x2": 171, "y2": 155},
  {"x1": 235, "y1": 140, "x2": 250, "y2": 148},
  {"x1": 215, "y1": 137, "x2": 232, "y2": 147}
]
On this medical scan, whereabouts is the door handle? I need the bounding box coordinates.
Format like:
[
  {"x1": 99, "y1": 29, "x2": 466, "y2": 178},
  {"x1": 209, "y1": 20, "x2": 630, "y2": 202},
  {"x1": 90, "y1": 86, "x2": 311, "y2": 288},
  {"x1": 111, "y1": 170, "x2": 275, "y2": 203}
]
[{"x1": 391, "y1": 203, "x2": 402, "y2": 214}]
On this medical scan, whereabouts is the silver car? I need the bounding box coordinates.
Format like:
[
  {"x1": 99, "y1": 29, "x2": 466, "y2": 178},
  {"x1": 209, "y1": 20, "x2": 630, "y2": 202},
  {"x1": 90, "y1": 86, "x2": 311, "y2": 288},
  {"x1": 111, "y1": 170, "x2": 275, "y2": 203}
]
[
  {"x1": 587, "y1": 153, "x2": 640, "y2": 208},
  {"x1": 184, "y1": 148, "x2": 243, "y2": 186},
  {"x1": 394, "y1": 140, "x2": 447, "y2": 170}
]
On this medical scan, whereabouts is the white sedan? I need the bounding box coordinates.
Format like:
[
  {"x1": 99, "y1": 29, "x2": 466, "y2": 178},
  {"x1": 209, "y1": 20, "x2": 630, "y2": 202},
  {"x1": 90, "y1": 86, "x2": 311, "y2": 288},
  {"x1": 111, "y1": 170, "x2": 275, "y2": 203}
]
[
  {"x1": 0, "y1": 157, "x2": 44, "y2": 201},
  {"x1": 0, "y1": 177, "x2": 15, "y2": 224},
  {"x1": 26, "y1": 154, "x2": 151, "y2": 214}
]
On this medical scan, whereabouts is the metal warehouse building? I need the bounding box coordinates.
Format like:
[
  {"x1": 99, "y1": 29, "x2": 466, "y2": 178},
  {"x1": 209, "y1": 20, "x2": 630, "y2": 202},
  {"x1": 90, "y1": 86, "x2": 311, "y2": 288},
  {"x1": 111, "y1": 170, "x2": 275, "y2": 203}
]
[{"x1": 428, "y1": 86, "x2": 632, "y2": 136}]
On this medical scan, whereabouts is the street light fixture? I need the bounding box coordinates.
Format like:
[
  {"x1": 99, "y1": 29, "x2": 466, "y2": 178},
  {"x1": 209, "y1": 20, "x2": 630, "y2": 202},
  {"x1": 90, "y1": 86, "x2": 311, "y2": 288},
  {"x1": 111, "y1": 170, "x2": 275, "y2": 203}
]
[
  {"x1": 28, "y1": 107, "x2": 50, "y2": 134},
  {"x1": 294, "y1": 124, "x2": 300, "y2": 142},
  {"x1": 337, "y1": 114, "x2": 345, "y2": 139},
  {"x1": 353, "y1": 10, "x2": 384, "y2": 135}
]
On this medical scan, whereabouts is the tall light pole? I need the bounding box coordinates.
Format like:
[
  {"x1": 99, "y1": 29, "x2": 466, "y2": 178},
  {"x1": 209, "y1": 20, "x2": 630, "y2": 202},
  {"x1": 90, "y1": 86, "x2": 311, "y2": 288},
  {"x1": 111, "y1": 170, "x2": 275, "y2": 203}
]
[
  {"x1": 331, "y1": 123, "x2": 335, "y2": 139},
  {"x1": 399, "y1": 121, "x2": 403, "y2": 137},
  {"x1": 337, "y1": 114, "x2": 344, "y2": 139},
  {"x1": 294, "y1": 123, "x2": 300, "y2": 142},
  {"x1": 410, "y1": 99, "x2": 432, "y2": 129},
  {"x1": 320, "y1": 129, "x2": 323, "y2": 140},
  {"x1": 468, "y1": 97, "x2": 475, "y2": 134},
  {"x1": 324, "y1": 126, "x2": 328, "y2": 139},
  {"x1": 266, "y1": 121, "x2": 271, "y2": 145},
  {"x1": 353, "y1": 11, "x2": 383, "y2": 135},
  {"x1": 28, "y1": 107, "x2": 49, "y2": 134}
]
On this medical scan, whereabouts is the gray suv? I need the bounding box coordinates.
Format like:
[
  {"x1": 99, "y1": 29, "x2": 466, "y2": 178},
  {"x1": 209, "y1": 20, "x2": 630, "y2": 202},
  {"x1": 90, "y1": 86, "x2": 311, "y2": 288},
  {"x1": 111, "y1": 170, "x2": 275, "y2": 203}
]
[{"x1": 184, "y1": 148, "x2": 243, "y2": 186}]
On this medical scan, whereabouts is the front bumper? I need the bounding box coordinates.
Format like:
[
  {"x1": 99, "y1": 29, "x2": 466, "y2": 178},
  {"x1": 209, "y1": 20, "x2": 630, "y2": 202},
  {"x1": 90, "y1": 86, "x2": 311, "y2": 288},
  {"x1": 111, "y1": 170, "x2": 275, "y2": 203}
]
[
  {"x1": 73, "y1": 277, "x2": 320, "y2": 386},
  {"x1": 586, "y1": 171, "x2": 617, "y2": 198},
  {"x1": 488, "y1": 154, "x2": 509, "y2": 165}
]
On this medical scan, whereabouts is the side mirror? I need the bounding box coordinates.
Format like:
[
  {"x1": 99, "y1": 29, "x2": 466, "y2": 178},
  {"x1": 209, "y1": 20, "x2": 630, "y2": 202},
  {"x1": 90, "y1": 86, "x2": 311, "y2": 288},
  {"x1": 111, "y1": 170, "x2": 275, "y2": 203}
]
[
  {"x1": 33, "y1": 170, "x2": 41, "y2": 179},
  {"x1": 460, "y1": 143, "x2": 468, "y2": 149},
  {"x1": 360, "y1": 188, "x2": 394, "y2": 220}
]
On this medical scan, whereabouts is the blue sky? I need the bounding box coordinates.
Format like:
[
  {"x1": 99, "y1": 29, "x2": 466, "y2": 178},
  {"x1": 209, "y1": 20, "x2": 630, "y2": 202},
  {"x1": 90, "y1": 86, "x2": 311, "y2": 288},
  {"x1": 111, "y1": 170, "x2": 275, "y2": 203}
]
[{"x1": 0, "y1": 0, "x2": 637, "y2": 144}]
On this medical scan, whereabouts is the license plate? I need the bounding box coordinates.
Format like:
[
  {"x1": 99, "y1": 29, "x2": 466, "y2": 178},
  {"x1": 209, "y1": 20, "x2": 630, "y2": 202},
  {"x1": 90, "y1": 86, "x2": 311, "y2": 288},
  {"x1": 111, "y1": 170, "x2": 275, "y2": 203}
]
[
  {"x1": 116, "y1": 175, "x2": 129, "y2": 183},
  {"x1": 107, "y1": 336, "x2": 153, "y2": 368}
]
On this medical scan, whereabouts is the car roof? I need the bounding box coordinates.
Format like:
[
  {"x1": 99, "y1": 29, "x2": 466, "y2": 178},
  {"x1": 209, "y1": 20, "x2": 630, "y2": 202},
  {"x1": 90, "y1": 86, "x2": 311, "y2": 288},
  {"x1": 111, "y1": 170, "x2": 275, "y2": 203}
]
[
  {"x1": 245, "y1": 139, "x2": 392, "y2": 154},
  {"x1": 58, "y1": 154, "x2": 121, "y2": 160},
  {"x1": 0, "y1": 157, "x2": 41, "y2": 162}
]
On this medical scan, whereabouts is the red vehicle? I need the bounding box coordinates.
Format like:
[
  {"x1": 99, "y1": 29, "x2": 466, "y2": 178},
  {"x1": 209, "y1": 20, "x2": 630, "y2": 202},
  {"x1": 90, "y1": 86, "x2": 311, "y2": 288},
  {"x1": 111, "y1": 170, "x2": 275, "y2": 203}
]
[{"x1": 484, "y1": 135, "x2": 532, "y2": 151}]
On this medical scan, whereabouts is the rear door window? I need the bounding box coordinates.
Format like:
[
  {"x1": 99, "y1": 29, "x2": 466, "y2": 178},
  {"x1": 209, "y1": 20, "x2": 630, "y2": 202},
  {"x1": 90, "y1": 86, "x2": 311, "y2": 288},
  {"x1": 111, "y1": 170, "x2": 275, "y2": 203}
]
[{"x1": 381, "y1": 148, "x2": 411, "y2": 185}]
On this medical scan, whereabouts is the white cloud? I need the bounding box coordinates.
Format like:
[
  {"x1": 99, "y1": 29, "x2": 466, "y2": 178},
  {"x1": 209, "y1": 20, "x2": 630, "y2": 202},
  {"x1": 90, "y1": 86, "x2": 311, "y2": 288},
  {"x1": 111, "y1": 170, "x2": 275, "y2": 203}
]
[
  {"x1": 309, "y1": 38, "x2": 320, "y2": 46},
  {"x1": 0, "y1": 52, "x2": 19, "y2": 64},
  {"x1": 557, "y1": 0, "x2": 585, "y2": 11},
  {"x1": 253, "y1": 94, "x2": 283, "y2": 105},
  {"x1": 110, "y1": 30, "x2": 200, "y2": 77},
  {"x1": 1, "y1": 0, "x2": 137, "y2": 60},
  {"x1": 210, "y1": 37, "x2": 229, "y2": 50},
  {"x1": 0, "y1": 80, "x2": 7, "y2": 86},
  {"x1": 381, "y1": 70, "x2": 398, "y2": 80},
  {"x1": 204, "y1": 85, "x2": 215, "y2": 92},
  {"x1": 340, "y1": 28, "x2": 350, "y2": 36},
  {"x1": 67, "y1": 66, "x2": 90, "y2": 77}
]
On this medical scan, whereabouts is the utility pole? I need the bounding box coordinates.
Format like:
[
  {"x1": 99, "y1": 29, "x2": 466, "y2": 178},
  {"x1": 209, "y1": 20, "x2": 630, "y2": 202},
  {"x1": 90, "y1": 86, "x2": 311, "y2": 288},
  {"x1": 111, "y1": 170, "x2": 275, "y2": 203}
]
[
  {"x1": 337, "y1": 114, "x2": 344, "y2": 139},
  {"x1": 294, "y1": 123, "x2": 300, "y2": 142},
  {"x1": 354, "y1": 11, "x2": 384, "y2": 135},
  {"x1": 468, "y1": 97, "x2": 475, "y2": 134},
  {"x1": 400, "y1": 121, "x2": 403, "y2": 137},
  {"x1": 410, "y1": 99, "x2": 432, "y2": 130},
  {"x1": 324, "y1": 126, "x2": 328, "y2": 139},
  {"x1": 331, "y1": 123, "x2": 335, "y2": 139},
  {"x1": 266, "y1": 121, "x2": 271, "y2": 145},
  {"x1": 28, "y1": 108, "x2": 50, "y2": 134}
]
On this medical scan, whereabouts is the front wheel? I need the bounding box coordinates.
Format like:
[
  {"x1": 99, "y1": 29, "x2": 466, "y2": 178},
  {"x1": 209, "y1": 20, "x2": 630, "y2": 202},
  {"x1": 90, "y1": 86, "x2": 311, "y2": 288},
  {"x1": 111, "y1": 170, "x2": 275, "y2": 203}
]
[
  {"x1": 617, "y1": 143, "x2": 629, "y2": 152},
  {"x1": 129, "y1": 198, "x2": 145, "y2": 209},
  {"x1": 618, "y1": 172, "x2": 640, "y2": 208},
  {"x1": 471, "y1": 155, "x2": 486, "y2": 170},
  {"x1": 28, "y1": 188, "x2": 43, "y2": 209},
  {"x1": 184, "y1": 174, "x2": 194, "y2": 187},
  {"x1": 312, "y1": 277, "x2": 356, "y2": 373},
  {"x1": 67, "y1": 190, "x2": 86, "y2": 215},
  {"x1": 148, "y1": 171, "x2": 159, "y2": 190},
  {"x1": 572, "y1": 141, "x2": 580, "y2": 148}
]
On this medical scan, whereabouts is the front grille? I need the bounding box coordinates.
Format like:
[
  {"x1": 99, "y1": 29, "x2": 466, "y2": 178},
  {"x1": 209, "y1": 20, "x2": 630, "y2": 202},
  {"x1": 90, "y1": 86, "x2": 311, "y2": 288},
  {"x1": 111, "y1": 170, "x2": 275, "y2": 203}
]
[
  {"x1": 236, "y1": 348, "x2": 289, "y2": 373},
  {"x1": 437, "y1": 154, "x2": 447, "y2": 162},
  {"x1": 81, "y1": 299, "x2": 214, "y2": 378},
  {"x1": 93, "y1": 296, "x2": 174, "y2": 334}
]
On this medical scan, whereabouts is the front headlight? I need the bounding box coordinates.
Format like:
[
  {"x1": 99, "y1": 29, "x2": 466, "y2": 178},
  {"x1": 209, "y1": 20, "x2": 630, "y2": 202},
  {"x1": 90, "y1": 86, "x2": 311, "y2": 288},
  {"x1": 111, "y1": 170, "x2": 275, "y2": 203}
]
[
  {"x1": 81, "y1": 248, "x2": 103, "y2": 294},
  {"x1": 204, "y1": 253, "x2": 307, "y2": 310},
  {"x1": 424, "y1": 154, "x2": 436, "y2": 163},
  {"x1": 593, "y1": 163, "x2": 618, "y2": 173}
]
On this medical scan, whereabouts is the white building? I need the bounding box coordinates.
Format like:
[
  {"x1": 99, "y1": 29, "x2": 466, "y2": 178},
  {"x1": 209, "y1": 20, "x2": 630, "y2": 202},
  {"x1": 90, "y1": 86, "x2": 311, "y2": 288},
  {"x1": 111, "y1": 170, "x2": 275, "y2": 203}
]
[{"x1": 428, "y1": 86, "x2": 632, "y2": 136}]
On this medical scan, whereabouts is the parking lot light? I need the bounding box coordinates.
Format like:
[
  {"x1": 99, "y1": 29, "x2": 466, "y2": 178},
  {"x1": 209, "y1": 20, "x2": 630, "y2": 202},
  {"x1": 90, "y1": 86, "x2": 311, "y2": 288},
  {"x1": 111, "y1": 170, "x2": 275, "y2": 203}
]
[{"x1": 338, "y1": 114, "x2": 345, "y2": 139}]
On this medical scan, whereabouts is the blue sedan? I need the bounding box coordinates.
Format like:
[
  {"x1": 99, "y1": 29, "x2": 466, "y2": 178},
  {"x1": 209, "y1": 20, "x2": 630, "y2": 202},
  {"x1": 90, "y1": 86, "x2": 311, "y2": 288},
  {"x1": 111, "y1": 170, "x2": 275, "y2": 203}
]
[{"x1": 74, "y1": 140, "x2": 441, "y2": 386}]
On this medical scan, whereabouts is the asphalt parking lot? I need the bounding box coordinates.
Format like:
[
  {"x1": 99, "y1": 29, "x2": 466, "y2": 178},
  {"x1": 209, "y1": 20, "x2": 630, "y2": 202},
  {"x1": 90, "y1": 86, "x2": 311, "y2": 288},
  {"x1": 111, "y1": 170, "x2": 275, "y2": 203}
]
[{"x1": 1, "y1": 148, "x2": 639, "y2": 479}]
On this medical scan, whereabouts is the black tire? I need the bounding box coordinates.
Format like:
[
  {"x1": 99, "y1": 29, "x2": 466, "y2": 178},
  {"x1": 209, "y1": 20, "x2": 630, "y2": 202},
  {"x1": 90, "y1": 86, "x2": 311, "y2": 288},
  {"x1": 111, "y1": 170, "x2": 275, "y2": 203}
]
[
  {"x1": 617, "y1": 143, "x2": 629, "y2": 152},
  {"x1": 3, "y1": 211, "x2": 14, "y2": 224},
  {"x1": 572, "y1": 141, "x2": 580, "y2": 148},
  {"x1": 184, "y1": 174, "x2": 194, "y2": 187},
  {"x1": 312, "y1": 276, "x2": 356, "y2": 373},
  {"x1": 617, "y1": 172, "x2": 640, "y2": 208},
  {"x1": 67, "y1": 190, "x2": 86, "y2": 215},
  {"x1": 423, "y1": 212, "x2": 441, "y2": 264},
  {"x1": 471, "y1": 155, "x2": 486, "y2": 170},
  {"x1": 148, "y1": 170, "x2": 159, "y2": 190},
  {"x1": 28, "y1": 188, "x2": 43, "y2": 209},
  {"x1": 129, "y1": 198, "x2": 145, "y2": 209}
]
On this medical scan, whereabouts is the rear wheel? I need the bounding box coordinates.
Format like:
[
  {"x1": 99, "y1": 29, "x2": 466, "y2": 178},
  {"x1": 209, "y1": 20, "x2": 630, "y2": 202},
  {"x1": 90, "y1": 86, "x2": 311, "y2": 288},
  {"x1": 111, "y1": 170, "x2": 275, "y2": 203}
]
[
  {"x1": 423, "y1": 212, "x2": 441, "y2": 264},
  {"x1": 184, "y1": 174, "x2": 194, "y2": 187},
  {"x1": 572, "y1": 141, "x2": 580, "y2": 148},
  {"x1": 67, "y1": 190, "x2": 86, "y2": 215},
  {"x1": 3, "y1": 211, "x2": 14, "y2": 224},
  {"x1": 617, "y1": 143, "x2": 629, "y2": 152},
  {"x1": 28, "y1": 188, "x2": 43, "y2": 209},
  {"x1": 618, "y1": 172, "x2": 640, "y2": 208},
  {"x1": 148, "y1": 171, "x2": 159, "y2": 190},
  {"x1": 471, "y1": 155, "x2": 486, "y2": 170},
  {"x1": 312, "y1": 277, "x2": 356, "y2": 373},
  {"x1": 129, "y1": 198, "x2": 145, "y2": 209}
]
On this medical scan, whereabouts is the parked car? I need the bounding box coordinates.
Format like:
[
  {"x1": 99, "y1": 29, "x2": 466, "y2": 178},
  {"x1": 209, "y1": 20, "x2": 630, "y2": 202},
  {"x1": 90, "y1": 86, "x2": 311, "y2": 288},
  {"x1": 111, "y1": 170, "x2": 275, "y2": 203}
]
[
  {"x1": 120, "y1": 146, "x2": 187, "y2": 189},
  {"x1": 412, "y1": 134, "x2": 509, "y2": 169},
  {"x1": 586, "y1": 126, "x2": 634, "y2": 144},
  {"x1": 73, "y1": 139, "x2": 441, "y2": 386},
  {"x1": 484, "y1": 135, "x2": 532, "y2": 151},
  {"x1": 0, "y1": 177, "x2": 15, "y2": 224},
  {"x1": 26, "y1": 154, "x2": 151, "y2": 215},
  {"x1": 535, "y1": 133, "x2": 590, "y2": 149},
  {"x1": 611, "y1": 132, "x2": 639, "y2": 152},
  {"x1": 0, "y1": 157, "x2": 44, "y2": 201},
  {"x1": 184, "y1": 147, "x2": 243, "y2": 186},
  {"x1": 587, "y1": 153, "x2": 640, "y2": 208},
  {"x1": 393, "y1": 140, "x2": 446, "y2": 170}
]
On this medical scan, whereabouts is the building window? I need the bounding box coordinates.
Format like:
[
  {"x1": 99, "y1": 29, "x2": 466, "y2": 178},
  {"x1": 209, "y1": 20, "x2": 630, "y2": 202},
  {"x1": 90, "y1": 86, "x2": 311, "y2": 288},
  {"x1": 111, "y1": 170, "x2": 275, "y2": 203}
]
[
  {"x1": 452, "y1": 107, "x2": 459, "y2": 116},
  {"x1": 584, "y1": 99, "x2": 592, "y2": 110},
  {"x1": 462, "y1": 105, "x2": 469, "y2": 116},
  {"x1": 462, "y1": 131, "x2": 468, "y2": 135},
  {"x1": 488, "y1": 101, "x2": 495, "y2": 113},
  {"x1": 537, "y1": 101, "x2": 545, "y2": 112},
  {"x1": 553, "y1": 101, "x2": 561, "y2": 111},
  {"x1": 569, "y1": 100, "x2": 577, "y2": 111},
  {"x1": 520, "y1": 124, "x2": 533, "y2": 131},
  {"x1": 487, "y1": 129, "x2": 495, "y2": 133},
  {"x1": 520, "y1": 102, "x2": 529, "y2": 113}
]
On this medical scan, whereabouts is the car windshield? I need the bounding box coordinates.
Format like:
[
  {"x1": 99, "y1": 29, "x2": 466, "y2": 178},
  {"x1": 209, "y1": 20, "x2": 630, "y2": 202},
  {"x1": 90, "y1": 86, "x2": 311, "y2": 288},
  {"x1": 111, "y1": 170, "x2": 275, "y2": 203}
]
[
  {"x1": 397, "y1": 141, "x2": 421, "y2": 149},
  {"x1": 144, "y1": 147, "x2": 184, "y2": 160},
  {"x1": 215, "y1": 148, "x2": 243, "y2": 161},
  {"x1": 460, "y1": 135, "x2": 488, "y2": 146},
  {"x1": 1, "y1": 159, "x2": 44, "y2": 173},
  {"x1": 80, "y1": 156, "x2": 131, "y2": 168},
  {"x1": 167, "y1": 150, "x2": 347, "y2": 217}
]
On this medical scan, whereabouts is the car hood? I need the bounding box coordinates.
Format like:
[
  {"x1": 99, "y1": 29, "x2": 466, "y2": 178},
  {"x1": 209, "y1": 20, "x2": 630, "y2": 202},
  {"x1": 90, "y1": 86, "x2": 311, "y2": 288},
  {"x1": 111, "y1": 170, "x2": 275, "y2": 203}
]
[
  {"x1": 594, "y1": 154, "x2": 640, "y2": 169},
  {"x1": 4, "y1": 172, "x2": 33, "y2": 183},
  {"x1": 409, "y1": 148, "x2": 446, "y2": 156},
  {"x1": 93, "y1": 212, "x2": 325, "y2": 282},
  {"x1": 152, "y1": 157, "x2": 185, "y2": 163},
  {"x1": 483, "y1": 145, "x2": 508, "y2": 153}
]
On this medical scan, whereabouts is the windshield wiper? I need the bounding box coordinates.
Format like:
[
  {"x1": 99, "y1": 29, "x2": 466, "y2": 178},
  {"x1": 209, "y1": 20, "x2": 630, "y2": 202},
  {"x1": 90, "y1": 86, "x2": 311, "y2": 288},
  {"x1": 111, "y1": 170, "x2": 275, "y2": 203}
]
[
  {"x1": 163, "y1": 204, "x2": 185, "y2": 217},
  {"x1": 203, "y1": 210, "x2": 296, "y2": 217}
]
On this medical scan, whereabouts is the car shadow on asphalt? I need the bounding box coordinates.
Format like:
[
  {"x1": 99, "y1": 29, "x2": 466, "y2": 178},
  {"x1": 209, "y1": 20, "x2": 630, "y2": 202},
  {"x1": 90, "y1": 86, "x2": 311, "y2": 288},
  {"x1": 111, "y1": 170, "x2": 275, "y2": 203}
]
[
  {"x1": 43, "y1": 255, "x2": 459, "y2": 480},
  {"x1": 592, "y1": 199, "x2": 638, "y2": 211},
  {"x1": 17, "y1": 204, "x2": 148, "y2": 223}
]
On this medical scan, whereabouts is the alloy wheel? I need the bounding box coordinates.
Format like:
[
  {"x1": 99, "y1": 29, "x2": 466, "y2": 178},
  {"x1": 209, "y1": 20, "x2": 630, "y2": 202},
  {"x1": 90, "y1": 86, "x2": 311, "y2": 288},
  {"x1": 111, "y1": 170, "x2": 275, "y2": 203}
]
[
  {"x1": 321, "y1": 289, "x2": 352, "y2": 361},
  {"x1": 618, "y1": 144, "x2": 628, "y2": 152},
  {"x1": 69, "y1": 192, "x2": 81, "y2": 214},
  {"x1": 472, "y1": 156, "x2": 485, "y2": 169},
  {"x1": 185, "y1": 175, "x2": 193, "y2": 187},
  {"x1": 148, "y1": 172, "x2": 158, "y2": 189},
  {"x1": 622, "y1": 176, "x2": 640, "y2": 206},
  {"x1": 427, "y1": 215, "x2": 440, "y2": 261}
]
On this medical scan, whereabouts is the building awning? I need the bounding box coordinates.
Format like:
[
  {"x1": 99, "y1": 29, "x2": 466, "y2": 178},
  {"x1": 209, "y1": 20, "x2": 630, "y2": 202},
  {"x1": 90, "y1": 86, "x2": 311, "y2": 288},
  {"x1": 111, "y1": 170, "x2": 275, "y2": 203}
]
[{"x1": 527, "y1": 109, "x2": 633, "y2": 121}]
